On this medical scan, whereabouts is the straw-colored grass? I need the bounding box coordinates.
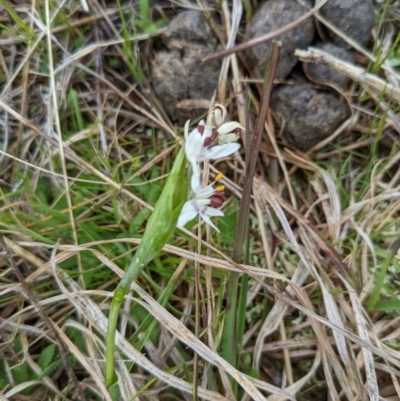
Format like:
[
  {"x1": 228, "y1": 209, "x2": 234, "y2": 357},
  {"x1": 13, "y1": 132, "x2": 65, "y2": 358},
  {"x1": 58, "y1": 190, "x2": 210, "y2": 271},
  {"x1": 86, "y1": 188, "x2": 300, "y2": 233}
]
[{"x1": 1, "y1": 0, "x2": 400, "y2": 400}]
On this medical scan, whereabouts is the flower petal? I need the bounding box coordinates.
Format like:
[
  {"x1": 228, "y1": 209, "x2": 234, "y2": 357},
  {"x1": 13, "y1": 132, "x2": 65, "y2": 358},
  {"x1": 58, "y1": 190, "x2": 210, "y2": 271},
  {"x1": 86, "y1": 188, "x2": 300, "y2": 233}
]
[
  {"x1": 196, "y1": 183, "x2": 215, "y2": 199},
  {"x1": 185, "y1": 131, "x2": 204, "y2": 164},
  {"x1": 190, "y1": 162, "x2": 202, "y2": 193},
  {"x1": 200, "y1": 211, "x2": 220, "y2": 232},
  {"x1": 204, "y1": 124, "x2": 213, "y2": 139},
  {"x1": 195, "y1": 198, "x2": 211, "y2": 207},
  {"x1": 205, "y1": 206, "x2": 224, "y2": 217},
  {"x1": 203, "y1": 143, "x2": 241, "y2": 160},
  {"x1": 177, "y1": 200, "x2": 198, "y2": 228},
  {"x1": 184, "y1": 120, "x2": 191, "y2": 140},
  {"x1": 206, "y1": 104, "x2": 227, "y2": 128}
]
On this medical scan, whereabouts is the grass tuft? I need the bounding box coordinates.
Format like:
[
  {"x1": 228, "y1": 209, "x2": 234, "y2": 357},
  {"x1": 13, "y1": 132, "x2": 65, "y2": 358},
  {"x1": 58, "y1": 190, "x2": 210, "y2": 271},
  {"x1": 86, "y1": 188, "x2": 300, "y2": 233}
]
[{"x1": 0, "y1": 0, "x2": 400, "y2": 400}]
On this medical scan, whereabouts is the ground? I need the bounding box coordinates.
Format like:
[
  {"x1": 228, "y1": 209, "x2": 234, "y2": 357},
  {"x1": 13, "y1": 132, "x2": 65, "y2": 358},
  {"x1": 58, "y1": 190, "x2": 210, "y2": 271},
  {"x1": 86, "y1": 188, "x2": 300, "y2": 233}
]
[{"x1": 0, "y1": 1, "x2": 400, "y2": 400}]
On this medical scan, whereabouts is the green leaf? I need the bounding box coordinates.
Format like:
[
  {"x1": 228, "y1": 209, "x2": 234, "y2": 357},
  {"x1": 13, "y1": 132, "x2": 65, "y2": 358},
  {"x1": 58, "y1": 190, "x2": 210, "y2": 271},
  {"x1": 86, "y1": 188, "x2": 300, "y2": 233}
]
[
  {"x1": 125, "y1": 146, "x2": 188, "y2": 269},
  {"x1": 389, "y1": 57, "x2": 400, "y2": 67},
  {"x1": 139, "y1": 0, "x2": 149, "y2": 20},
  {"x1": 248, "y1": 367, "x2": 260, "y2": 379},
  {"x1": 219, "y1": 199, "x2": 239, "y2": 245},
  {"x1": 37, "y1": 359, "x2": 63, "y2": 379},
  {"x1": 0, "y1": 0, "x2": 34, "y2": 42},
  {"x1": 366, "y1": 239, "x2": 400, "y2": 310},
  {"x1": 35, "y1": 177, "x2": 54, "y2": 205},
  {"x1": 67, "y1": 89, "x2": 85, "y2": 131},
  {"x1": 106, "y1": 146, "x2": 188, "y2": 385},
  {"x1": 129, "y1": 208, "x2": 151, "y2": 236},
  {"x1": 37, "y1": 344, "x2": 56, "y2": 370},
  {"x1": 373, "y1": 299, "x2": 400, "y2": 311}
]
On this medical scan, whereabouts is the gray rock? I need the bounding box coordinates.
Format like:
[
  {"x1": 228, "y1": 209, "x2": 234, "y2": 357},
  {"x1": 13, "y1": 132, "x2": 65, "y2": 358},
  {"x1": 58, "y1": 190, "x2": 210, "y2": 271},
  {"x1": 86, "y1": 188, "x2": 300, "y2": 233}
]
[
  {"x1": 246, "y1": 0, "x2": 315, "y2": 79},
  {"x1": 163, "y1": 10, "x2": 217, "y2": 49},
  {"x1": 303, "y1": 42, "x2": 354, "y2": 88},
  {"x1": 271, "y1": 84, "x2": 350, "y2": 151},
  {"x1": 151, "y1": 11, "x2": 220, "y2": 124},
  {"x1": 152, "y1": 46, "x2": 220, "y2": 124},
  {"x1": 320, "y1": 0, "x2": 375, "y2": 47}
]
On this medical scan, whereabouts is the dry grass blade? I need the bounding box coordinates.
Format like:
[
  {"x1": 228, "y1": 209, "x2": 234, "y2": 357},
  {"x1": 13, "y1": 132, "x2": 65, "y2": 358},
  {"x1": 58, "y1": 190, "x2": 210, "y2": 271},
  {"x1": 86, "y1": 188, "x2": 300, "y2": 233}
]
[
  {"x1": 253, "y1": 177, "x2": 356, "y2": 393},
  {"x1": 266, "y1": 351, "x2": 321, "y2": 401},
  {"x1": 22, "y1": 237, "x2": 400, "y2": 367},
  {"x1": 1, "y1": 1, "x2": 400, "y2": 399},
  {"x1": 218, "y1": 0, "x2": 242, "y2": 100},
  {"x1": 50, "y1": 262, "x2": 277, "y2": 401},
  {"x1": 54, "y1": 30, "x2": 165, "y2": 74},
  {"x1": 0, "y1": 235, "x2": 83, "y2": 400},
  {"x1": 224, "y1": 40, "x2": 281, "y2": 377},
  {"x1": 345, "y1": 280, "x2": 379, "y2": 401},
  {"x1": 252, "y1": 261, "x2": 310, "y2": 370},
  {"x1": 295, "y1": 47, "x2": 400, "y2": 103},
  {"x1": 64, "y1": 247, "x2": 295, "y2": 400}
]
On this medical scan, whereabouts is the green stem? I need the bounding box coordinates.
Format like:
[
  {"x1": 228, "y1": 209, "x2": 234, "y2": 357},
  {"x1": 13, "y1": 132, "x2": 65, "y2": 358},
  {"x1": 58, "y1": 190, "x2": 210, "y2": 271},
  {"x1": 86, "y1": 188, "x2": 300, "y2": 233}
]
[
  {"x1": 105, "y1": 260, "x2": 145, "y2": 386},
  {"x1": 104, "y1": 146, "x2": 188, "y2": 386}
]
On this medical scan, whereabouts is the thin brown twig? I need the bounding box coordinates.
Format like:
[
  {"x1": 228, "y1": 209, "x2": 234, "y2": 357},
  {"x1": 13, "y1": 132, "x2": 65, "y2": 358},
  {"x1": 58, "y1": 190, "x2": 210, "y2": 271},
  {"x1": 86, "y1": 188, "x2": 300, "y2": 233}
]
[
  {"x1": 202, "y1": 0, "x2": 326, "y2": 62},
  {"x1": 234, "y1": 40, "x2": 281, "y2": 264},
  {"x1": 223, "y1": 40, "x2": 281, "y2": 374}
]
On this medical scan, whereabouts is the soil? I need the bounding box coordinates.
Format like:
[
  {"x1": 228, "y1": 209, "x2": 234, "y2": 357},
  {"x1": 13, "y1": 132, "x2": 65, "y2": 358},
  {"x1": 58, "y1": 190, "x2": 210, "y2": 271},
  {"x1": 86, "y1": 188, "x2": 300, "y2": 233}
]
[{"x1": 150, "y1": 0, "x2": 375, "y2": 150}]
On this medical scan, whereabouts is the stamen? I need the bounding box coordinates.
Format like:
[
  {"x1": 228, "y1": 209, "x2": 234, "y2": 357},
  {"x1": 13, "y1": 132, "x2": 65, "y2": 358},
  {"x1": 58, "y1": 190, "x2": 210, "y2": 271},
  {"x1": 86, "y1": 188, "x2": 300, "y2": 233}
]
[
  {"x1": 215, "y1": 184, "x2": 225, "y2": 192},
  {"x1": 215, "y1": 172, "x2": 223, "y2": 181}
]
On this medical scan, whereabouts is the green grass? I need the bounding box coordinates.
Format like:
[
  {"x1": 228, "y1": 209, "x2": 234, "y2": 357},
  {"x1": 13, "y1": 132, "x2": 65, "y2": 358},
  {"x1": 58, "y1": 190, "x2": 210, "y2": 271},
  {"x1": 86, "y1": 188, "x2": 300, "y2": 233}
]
[{"x1": 0, "y1": 0, "x2": 400, "y2": 400}]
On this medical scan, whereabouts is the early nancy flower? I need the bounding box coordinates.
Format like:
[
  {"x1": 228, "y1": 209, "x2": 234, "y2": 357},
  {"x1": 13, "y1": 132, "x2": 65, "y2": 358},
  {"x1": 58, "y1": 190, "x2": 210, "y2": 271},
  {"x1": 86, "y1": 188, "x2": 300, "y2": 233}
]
[
  {"x1": 184, "y1": 119, "x2": 241, "y2": 189},
  {"x1": 180, "y1": 105, "x2": 243, "y2": 231},
  {"x1": 177, "y1": 174, "x2": 226, "y2": 232},
  {"x1": 184, "y1": 120, "x2": 242, "y2": 162}
]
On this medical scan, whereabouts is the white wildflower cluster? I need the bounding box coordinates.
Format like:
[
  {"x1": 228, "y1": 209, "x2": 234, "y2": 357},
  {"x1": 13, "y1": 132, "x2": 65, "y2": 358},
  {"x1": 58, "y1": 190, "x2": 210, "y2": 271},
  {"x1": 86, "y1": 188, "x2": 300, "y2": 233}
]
[{"x1": 177, "y1": 104, "x2": 244, "y2": 232}]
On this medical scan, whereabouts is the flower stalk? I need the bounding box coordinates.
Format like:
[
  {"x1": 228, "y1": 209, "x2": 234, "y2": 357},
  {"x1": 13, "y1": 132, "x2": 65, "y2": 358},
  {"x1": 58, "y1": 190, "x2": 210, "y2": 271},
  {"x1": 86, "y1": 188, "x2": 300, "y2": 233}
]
[
  {"x1": 106, "y1": 104, "x2": 243, "y2": 386},
  {"x1": 105, "y1": 146, "x2": 188, "y2": 386}
]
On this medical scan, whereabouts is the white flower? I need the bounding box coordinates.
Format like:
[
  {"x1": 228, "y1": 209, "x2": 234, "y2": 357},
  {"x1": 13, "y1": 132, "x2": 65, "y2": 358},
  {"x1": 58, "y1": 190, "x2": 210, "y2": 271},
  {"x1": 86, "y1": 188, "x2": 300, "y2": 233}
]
[
  {"x1": 184, "y1": 120, "x2": 241, "y2": 189},
  {"x1": 177, "y1": 177, "x2": 225, "y2": 232},
  {"x1": 179, "y1": 106, "x2": 243, "y2": 232}
]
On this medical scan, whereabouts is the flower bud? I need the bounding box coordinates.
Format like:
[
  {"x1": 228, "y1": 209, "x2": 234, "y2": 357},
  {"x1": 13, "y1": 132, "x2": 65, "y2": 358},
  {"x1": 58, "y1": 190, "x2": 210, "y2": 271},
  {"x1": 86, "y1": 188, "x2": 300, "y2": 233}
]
[
  {"x1": 217, "y1": 133, "x2": 240, "y2": 144},
  {"x1": 216, "y1": 121, "x2": 244, "y2": 144},
  {"x1": 206, "y1": 104, "x2": 227, "y2": 128},
  {"x1": 210, "y1": 195, "x2": 224, "y2": 208},
  {"x1": 217, "y1": 121, "x2": 244, "y2": 135}
]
